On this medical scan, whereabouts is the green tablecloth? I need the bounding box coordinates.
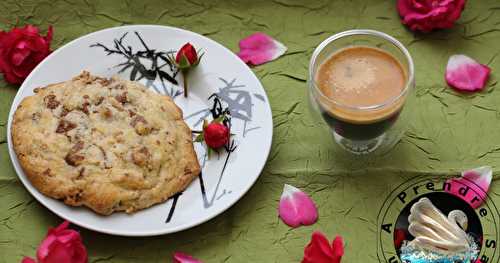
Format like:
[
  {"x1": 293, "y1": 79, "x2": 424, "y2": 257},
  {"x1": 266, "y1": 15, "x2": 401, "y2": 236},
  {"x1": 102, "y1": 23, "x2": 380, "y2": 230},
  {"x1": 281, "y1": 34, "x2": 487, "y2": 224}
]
[{"x1": 1, "y1": 0, "x2": 500, "y2": 262}]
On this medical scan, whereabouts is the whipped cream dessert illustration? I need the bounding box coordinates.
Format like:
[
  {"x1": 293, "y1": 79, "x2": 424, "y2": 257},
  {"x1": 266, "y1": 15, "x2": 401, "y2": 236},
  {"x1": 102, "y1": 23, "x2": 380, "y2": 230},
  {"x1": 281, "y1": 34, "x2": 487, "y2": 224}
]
[
  {"x1": 408, "y1": 197, "x2": 470, "y2": 253},
  {"x1": 400, "y1": 198, "x2": 479, "y2": 263}
]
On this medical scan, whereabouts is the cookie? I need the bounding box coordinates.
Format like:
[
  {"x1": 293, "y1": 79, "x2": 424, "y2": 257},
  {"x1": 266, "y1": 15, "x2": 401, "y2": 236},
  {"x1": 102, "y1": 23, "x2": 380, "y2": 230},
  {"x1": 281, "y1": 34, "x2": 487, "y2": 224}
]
[{"x1": 12, "y1": 71, "x2": 200, "y2": 215}]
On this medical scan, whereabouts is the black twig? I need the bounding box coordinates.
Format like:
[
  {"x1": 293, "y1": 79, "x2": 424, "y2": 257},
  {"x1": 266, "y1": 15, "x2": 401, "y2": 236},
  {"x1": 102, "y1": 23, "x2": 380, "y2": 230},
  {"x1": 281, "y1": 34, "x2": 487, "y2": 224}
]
[{"x1": 90, "y1": 31, "x2": 179, "y2": 91}]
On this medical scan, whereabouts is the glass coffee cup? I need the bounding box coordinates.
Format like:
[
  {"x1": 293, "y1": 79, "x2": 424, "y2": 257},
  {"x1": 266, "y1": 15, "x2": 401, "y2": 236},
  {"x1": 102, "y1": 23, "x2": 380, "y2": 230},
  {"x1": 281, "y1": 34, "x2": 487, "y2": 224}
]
[{"x1": 308, "y1": 30, "x2": 415, "y2": 154}]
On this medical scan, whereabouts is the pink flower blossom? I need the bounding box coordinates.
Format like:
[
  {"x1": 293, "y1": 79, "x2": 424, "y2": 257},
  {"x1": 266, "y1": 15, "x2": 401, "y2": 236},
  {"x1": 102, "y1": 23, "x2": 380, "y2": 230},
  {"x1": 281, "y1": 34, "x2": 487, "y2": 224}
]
[
  {"x1": 0, "y1": 25, "x2": 53, "y2": 84},
  {"x1": 397, "y1": 0, "x2": 466, "y2": 32},
  {"x1": 21, "y1": 221, "x2": 87, "y2": 263}
]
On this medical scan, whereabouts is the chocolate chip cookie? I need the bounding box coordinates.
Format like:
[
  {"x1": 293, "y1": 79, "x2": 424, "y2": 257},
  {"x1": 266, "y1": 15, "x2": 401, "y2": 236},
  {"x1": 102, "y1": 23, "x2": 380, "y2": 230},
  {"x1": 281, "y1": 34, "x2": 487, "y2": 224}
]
[{"x1": 12, "y1": 71, "x2": 200, "y2": 215}]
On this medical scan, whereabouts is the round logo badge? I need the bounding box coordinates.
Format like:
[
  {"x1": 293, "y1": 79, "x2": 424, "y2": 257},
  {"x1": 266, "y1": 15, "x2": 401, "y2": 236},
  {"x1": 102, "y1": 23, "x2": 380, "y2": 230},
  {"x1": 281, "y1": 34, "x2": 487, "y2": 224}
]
[{"x1": 376, "y1": 169, "x2": 498, "y2": 263}]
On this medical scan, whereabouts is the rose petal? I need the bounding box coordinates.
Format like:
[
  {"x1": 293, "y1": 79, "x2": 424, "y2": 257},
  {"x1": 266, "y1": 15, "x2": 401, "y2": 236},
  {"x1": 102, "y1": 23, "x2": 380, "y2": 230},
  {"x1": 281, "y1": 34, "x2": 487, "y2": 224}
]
[
  {"x1": 445, "y1": 166, "x2": 492, "y2": 209},
  {"x1": 11, "y1": 48, "x2": 31, "y2": 66},
  {"x1": 44, "y1": 26, "x2": 53, "y2": 44},
  {"x1": 331, "y1": 235, "x2": 344, "y2": 263},
  {"x1": 237, "y1": 32, "x2": 287, "y2": 66},
  {"x1": 21, "y1": 257, "x2": 36, "y2": 263},
  {"x1": 39, "y1": 240, "x2": 74, "y2": 263},
  {"x1": 278, "y1": 184, "x2": 318, "y2": 228},
  {"x1": 446, "y1": 54, "x2": 491, "y2": 92},
  {"x1": 302, "y1": 232, "x2": 334, "y2": 263},
  {"x1": 173, "y1": 252, "x2": 202, "y2": 263}
]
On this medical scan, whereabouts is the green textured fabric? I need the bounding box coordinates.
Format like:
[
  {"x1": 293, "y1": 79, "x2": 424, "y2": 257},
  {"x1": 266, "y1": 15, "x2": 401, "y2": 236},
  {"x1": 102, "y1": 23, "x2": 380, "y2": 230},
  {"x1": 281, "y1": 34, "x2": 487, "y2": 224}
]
[{"x1": 1, "y1": 0, "x2": 500, "y2": 262}]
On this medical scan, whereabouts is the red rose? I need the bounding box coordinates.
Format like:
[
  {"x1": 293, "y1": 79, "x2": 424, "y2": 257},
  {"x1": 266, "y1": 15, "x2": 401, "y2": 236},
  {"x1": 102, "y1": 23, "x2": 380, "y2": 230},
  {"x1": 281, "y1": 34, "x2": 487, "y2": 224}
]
[
  {"x1": 203, "y1": 122, "x2": 229, "y2": 149},
  {"x1": 302, "y1": 232, "x2": 344, "y2": 263},
  {"x1": 397, "y1": 0, "x2": 466, "y2": 32},
  {"x1": 176, "y1": 43, "x2": 198, "y2": 66},
  {"x1": 22, "y1": 221, "x2": 88, "y2": 263},
  {"x1": 0, "y1": 25, "x2": 53, "y2": 84}
]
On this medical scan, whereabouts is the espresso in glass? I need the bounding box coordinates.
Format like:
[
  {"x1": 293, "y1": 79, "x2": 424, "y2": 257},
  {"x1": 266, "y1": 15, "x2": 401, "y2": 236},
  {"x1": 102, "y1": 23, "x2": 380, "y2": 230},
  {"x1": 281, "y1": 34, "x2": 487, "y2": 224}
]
[{"x1": 315, "y1": 46, "x2": 407, "y2": 141}]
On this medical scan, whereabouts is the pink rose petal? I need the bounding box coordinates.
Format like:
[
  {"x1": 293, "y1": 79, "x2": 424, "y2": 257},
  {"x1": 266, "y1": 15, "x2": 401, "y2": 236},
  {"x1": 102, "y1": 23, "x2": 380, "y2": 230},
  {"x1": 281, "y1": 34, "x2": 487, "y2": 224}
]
[
  {"x1": 173, "y1": 252, "x2": 202, "y2": 263},
  {"x1": 446, "y1": 166, "x2": 492, "y2": 209},
  {"x1": 446, "y1": 54, "x2": 491, "y2": 92},
  {"x1": 237, "y1": 32, "x2": 287, "y2": 66},
  {"x1": 278, "y1": 184, "x2": 318, "y2": 228}
]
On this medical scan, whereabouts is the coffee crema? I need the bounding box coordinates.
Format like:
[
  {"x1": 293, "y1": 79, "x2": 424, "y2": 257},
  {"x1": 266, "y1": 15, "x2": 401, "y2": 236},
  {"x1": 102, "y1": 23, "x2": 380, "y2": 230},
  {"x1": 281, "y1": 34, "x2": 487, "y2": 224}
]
[{"x1": 316, "y1": 46, "x2": 407, "y2": 125}]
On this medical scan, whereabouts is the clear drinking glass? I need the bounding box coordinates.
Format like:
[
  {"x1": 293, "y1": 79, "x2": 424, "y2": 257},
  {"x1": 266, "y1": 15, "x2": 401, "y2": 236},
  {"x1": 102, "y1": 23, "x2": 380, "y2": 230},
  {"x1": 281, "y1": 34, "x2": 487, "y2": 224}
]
[{"x1": 308, "y1": 30, "x2": 415, "y2": 154}]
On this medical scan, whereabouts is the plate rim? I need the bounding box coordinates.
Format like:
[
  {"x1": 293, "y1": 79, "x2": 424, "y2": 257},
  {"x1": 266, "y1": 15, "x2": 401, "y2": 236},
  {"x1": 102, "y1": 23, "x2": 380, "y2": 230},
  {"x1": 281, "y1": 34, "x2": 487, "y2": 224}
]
[{"x1": 6, "y1": 24, "x2": 273, "y2": 236}]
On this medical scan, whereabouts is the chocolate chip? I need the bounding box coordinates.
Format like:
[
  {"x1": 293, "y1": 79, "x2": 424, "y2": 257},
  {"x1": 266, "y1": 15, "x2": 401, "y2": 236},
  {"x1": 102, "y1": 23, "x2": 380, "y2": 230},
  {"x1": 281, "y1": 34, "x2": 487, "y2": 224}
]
[
  {"x1": 80, "y1": 102, "x2": 90, "y2": 115},
  {"x1": 65, "y1": 191, "x2": 83, "y2": 203},
  {"x1": 65, "y1": 141, "x2": 85, "y2": 166},
  {"x1": 44, "y1": 95, "x2": 60, "y2": 109},
  {"x1": 42, "y1": 168, "x2": 52, "y2": 177},
  {"x1": 77, "y1": 167, "x2": 85, "y2": 179},
  {"x1": 132, "y1": 147, "x2": 151, "y2": 167},
  {"x1": 115, "y1": 92, "x2": 128, "y2": 104},
  {"x1": 65, "y1": 154, "x2": 84, "y2": 166},
  {"x1": 56, "y1": 120, "x2": 77, "y2": 133},
  {"x1": 130, "y1": 115, "x2": 147, "y2": 127},
  {"x1": 128, "y1": 110, "x2": 136, "y2": 117},
  {"x1": 130, "y1": 115, "x2": 151, "y2": 135},
  {"x1": 71, "y1": 141, "x2": 85, "y2": 152}
]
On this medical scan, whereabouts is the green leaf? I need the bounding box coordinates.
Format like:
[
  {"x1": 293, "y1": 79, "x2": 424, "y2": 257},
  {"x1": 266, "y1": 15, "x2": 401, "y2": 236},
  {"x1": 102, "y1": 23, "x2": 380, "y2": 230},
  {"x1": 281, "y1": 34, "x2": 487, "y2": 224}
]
[
  {"x1": 194, "y1": 133, "x2": 204, "y2": 142},
  {"x1": 193, "y1": 52, "x2": 204, "y2": 66}
]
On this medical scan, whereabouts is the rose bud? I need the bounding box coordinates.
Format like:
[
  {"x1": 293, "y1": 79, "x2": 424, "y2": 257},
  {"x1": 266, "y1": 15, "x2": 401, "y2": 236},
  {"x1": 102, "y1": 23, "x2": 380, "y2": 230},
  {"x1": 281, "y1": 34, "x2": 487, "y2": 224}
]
[
  {"x1": 171, "y1": 42, "x2": 203, "y2": 98},
  {"x1": 0, "y1": 25, "x2": 53, "y2": 85},
  {"x1": 176, "y1": 43, "x2": 198, "y2": 66},
  {"x1": 203, "y1": 122, "x2": 229, "y2": 149}
]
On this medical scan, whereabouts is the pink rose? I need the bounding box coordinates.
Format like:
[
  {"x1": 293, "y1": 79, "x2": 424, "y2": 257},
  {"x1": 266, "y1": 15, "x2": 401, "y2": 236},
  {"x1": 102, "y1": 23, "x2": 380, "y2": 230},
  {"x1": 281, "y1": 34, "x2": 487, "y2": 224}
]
[
  {"x1": 397, "y1": 0, "x2": 466, "y2": 32},
  {"x1": 22, "y1": 221, "x2": 88, "y2": 263},
  {"x1": 0, "y1": 25, "x2": 53, "y2": 84}
]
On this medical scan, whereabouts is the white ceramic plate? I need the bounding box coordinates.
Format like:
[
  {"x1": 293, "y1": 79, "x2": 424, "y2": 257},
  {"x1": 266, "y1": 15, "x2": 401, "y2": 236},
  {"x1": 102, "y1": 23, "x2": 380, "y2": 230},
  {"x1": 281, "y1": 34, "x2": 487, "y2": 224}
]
[{"x1": 7, "y1": 25, "x2": 272, "y2": 236}]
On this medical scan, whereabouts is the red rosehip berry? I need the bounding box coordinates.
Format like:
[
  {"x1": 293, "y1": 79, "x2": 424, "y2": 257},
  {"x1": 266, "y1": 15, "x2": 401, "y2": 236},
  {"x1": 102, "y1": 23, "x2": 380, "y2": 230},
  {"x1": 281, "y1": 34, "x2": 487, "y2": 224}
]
[{"x1": 203, "y1": 122, "x2": 229, "y2": 149}]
